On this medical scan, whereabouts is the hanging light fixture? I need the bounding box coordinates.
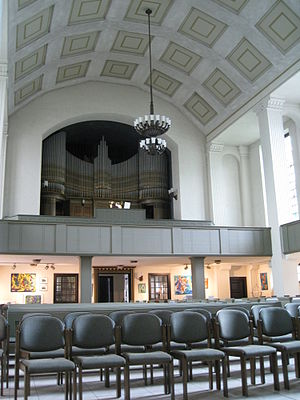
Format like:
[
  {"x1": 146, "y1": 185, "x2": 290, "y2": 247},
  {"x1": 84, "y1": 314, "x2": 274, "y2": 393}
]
[{"x1": 133, "y1": 9, "x2": 171, "y2": 155}]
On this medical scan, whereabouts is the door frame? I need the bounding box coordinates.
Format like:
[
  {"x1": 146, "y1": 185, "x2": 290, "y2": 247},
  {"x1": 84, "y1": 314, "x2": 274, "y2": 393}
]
[{"x1": 93, "y1": 267, "x2": 134, "y2": 302}]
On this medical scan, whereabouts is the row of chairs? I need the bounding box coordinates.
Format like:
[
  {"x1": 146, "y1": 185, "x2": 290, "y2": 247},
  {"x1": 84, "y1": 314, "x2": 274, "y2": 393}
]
[{"x1": 0, "y1": 303, "x2": 299, "y2": 399}]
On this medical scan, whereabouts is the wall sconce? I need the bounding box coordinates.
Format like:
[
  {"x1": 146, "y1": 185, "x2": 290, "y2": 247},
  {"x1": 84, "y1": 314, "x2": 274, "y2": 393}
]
[
  {"x1": 12, "y1": 263, "x2": 16, "y2": 270},
  {"x1": 168, "y1": 188, "x2": 178, "y2": 200},
  {"x1": 184, "y1": 264, "x2": 189, "y2": 270},
  {"x1": 138, "y1": 275, "x2": 143, "y2": 281}
]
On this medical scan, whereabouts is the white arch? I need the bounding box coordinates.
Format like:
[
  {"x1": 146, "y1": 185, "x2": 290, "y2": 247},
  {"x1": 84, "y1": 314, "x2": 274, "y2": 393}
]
[{"x1": 4, "y1": 82, "x2": 208, "y2": 220}]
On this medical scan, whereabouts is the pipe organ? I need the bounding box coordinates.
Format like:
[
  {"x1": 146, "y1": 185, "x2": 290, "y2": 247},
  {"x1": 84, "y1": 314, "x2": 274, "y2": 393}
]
[{"x1": 41, "y1": 131, "x2": 171, "y2": 218}]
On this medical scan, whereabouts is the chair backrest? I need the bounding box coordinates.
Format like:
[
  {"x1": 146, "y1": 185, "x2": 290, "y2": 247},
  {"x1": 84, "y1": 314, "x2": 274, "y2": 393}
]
[
  {"x1": 285, "y1": 303, "x2": 299, "y2": 318},
  {"x1": 170, "y1": 311, "x2": 208, "y2": 343},
  {"x1": 109, "y1": 310, "x2": 134, "y2": 326},
  {"x1": 185, "y1": 308, "x2": 212, "y2": 322},
  {"x1": 64, "y1": 312, "x2": 91, "y2": 329},
  {"x1": 225, "y1": 306, "x2": 250, "y2": 317},
  {"x1": 148, "y1": 310, "x2": 173, "y2": 325},
  {"x1": 21, "y1": 312, "x2": 51, "y2": 321},
  {"x1": 259, "y1": 307, "x2": 293, "y2": 336},
  {"x1": 72, "y1": 314, "x2": 115, "y2": 348},
  {"x1": 19, "y1": 315, "x2": 65, "y2": 352},
  {"x1": 251, "y1": 304, "x2": 277, "y2": 327},
  {"x1": 121, "y1": 313, "x2": 162, "y2": 346},
  {"x1": 0, "y1": 315, "x2": 7, "y2": 342},
  {"x1": 216, "y1": 309, "x2": 250, "y2": 340}
]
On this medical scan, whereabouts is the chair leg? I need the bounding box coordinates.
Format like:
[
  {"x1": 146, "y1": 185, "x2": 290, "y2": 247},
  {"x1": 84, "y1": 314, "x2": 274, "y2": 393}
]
[
  {"x1": 215, "y1": 360, "x2": 221, "y2": 390},
  {"x1": 116, "y1": 367, "x2": 121, "y2": 398},
  {"x1": 1, "y1": 357, "x2": 3, "y2": 396},
  {"x1": 163, "y1": 364, "x2": 168, "y2": 394},
  {"x1": 169, "y1": 361, "x2": 175, "y2": 400},
  {"x1": 250, "y1": 358, "x2": 255, "y2": 385},
  {"x1": 150, "y1": 364, "x2": 154, "y2": 384},
  {"x1": 226, "y1": 354, "x2": 231, "y2": 377},
  {"x1": 104, "y1": 368, "x2": 110, "y2": 387},
  {"x1": 14, "y1": 360, "x2": 19, "y2": 400},
  {"x1": 259, "y1": 356, "x2": 265, "y2": 384},
  {"x1": 271, "y1": 353, "x2": 280, "y2": 391},
  {"x1": 124, "y1": 364, "x2": 130, "y2": 400},
  {"x1": 73, "y1": 369, "x2": 77, "y2": 400},
  {"x1": 281, "y1": 351, "x2": 290, "y2": 390},
  {"x1": 100, "y1": 368, "x2": 103, "y2": 381},
  {"x1": 222, "y1": 357, "x2": 228, "y2": 398},
  {"x1": 65, "y1": 372, "x2": 69, "y2": 400},
  {"x1": 182, "y1": 357, "x2": 188, "y2": 400},
  {"x1": 6, "y1": 352, "x2": 9, "y2": 389},
  {"x1": 208, "y1": 361, "x2": 213, "y2": 390},
  {"x1": 189, "y1": 361, "x2": 193, "y2": 381},
  {"x1": 24, "y1": 369, "x2": 29, "y2": 400},
  {"x1": 240, "y1": 356, "x2": 248, "y2": 397},
  {"x1": 295, "y1": 354, "x2": 300, "y2": 378},
  {"x1": 79, "y1": 365, "x2": 83, "y2": 400}
]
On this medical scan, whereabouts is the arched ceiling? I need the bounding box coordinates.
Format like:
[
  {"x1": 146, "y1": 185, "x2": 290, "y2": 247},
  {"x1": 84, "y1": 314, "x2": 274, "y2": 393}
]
[{"x1": 8, "y1": 0, "x2": 300, "y2": 136}]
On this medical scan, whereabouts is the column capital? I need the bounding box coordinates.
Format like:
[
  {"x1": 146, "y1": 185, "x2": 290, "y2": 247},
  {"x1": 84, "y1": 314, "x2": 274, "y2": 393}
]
[
  {"x1": 238, "y1": 145, "x2": 249, "y2": 157},
  {"x1": 254, "y1": 96, "x2": 285, "y2": 115},
  {"x1": 207, "y1": 142, "x2": 224, "y2": 153},
  {"x1": 0, "y1": 63, "x2": 7, "y2": 77}
]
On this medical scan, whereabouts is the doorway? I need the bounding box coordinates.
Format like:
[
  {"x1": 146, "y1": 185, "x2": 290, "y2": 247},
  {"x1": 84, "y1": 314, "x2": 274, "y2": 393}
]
[
  {"x1": 96, "y1": 271, "x2": 132, "y2": 302},
  {"x1": 230, "y1": 277, "x2": 247, "y2": 298}
]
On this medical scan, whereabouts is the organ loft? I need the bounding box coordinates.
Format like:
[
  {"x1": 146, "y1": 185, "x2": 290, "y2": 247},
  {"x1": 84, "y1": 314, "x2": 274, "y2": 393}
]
[{"x1": 40, "y1": 121, "x2": 172, "y2": 219}]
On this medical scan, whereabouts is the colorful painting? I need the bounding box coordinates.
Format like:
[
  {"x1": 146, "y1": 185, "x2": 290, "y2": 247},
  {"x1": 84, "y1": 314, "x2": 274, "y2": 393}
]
[
  {"x1": 25, "y1": 295, "x2": 42, "y2": 304},
  {"x1": 11, "y1": 273, "x2": 36, "y2": 292},
  {"x1": 174, "y1": 275, "x2": 192, "y2": 295},
  {"x1": 260, "y1": 272, "x2": 268, "y2": 290},
  {"x1": 138, "y1": 283, "x2": 146, "y2": 293},
  {"x1": 205, "y1": 278, "x2": 208, "y2": 289}
]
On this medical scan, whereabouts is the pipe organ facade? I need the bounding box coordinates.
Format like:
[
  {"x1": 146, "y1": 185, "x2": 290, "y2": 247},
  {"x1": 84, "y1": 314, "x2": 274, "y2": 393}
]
[{"x1": 41, "y1": 130, "x2": 171, "y2": 219}]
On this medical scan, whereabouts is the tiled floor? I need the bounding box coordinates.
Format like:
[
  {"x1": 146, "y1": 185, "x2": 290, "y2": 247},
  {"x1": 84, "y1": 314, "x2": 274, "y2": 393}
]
[{"x1": 6, "y1": 359, "x2": 300, "y2": 399}]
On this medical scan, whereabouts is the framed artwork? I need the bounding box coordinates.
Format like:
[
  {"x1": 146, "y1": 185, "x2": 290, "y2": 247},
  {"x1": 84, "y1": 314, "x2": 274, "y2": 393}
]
[
  {"x1": 138, "y1": 283, "x2": 146, "y2": 293},
  {"x1": 24, "y1": 294, "x2": 42, "y2": 304},
  {"x1": 11, "y1": 273, "x2": 36, "y2": 292},
  {"x1": 40, "y1": 277, "x2": 48, "y2": 284},
  {"x1": 39, "y1": 284, "x2": 48, "y2": 291},
  {"x1": 174, "y1": 275, "x2": 192, "y2": 295},
  {"x1": 205, "y1": 278, "x2": 208, "y2": 289},
  {"x1": 260, "y1": 273, "x2": 268, "y2": 290}
]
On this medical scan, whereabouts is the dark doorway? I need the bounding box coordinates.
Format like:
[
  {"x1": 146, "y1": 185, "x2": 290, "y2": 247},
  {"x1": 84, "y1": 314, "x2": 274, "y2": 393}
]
[
  {"x1": 230, "y1": 277, "x2": 247, "y2": 299},
  {"x1": 98, "y1": 275, "x2": 114, "y2": 302}
]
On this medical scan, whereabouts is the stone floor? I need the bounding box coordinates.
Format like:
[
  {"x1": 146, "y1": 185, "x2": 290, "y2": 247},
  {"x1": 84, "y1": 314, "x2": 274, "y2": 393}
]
[{"x1": 6, "y1": 358, "x2": 300, "y2": 399}]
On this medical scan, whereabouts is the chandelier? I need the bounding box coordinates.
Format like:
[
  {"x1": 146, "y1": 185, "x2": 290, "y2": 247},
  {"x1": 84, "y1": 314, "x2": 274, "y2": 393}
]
[{"x1": 133, "y1": 9, "x2": 171, "y2": 155}]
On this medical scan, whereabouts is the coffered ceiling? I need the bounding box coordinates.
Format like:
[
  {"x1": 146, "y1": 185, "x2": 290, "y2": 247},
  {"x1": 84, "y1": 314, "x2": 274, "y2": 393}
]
[{"x1": 7, "y1": 0, "x2": 300, "y2": 136}]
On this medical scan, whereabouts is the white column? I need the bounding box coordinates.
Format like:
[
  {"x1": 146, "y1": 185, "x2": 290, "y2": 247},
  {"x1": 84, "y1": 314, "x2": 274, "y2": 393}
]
[
  {"x1": 79, "y1": 256, "x2": 92, "y2": 303},
  {"x1": 191, "y1": 257, "x2": 205, "y2": 300},
  {"x1": 207, "y1": 142, "x2": 224, "y2": 225},
  {"x1": 238, "y1": 145, "x2": 253, "y2": 226},
  {"x1": 0, "y1": 0, "x2": 8, "y2": 219},
  {"x1": 255, "y1": 97, "x2": 290, "y2": 296}
]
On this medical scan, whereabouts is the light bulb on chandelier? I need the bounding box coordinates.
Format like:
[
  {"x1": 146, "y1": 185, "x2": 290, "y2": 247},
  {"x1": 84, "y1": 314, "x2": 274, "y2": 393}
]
[{"x1": 133, "y1": 9, "x2": 171, "y2": 155}]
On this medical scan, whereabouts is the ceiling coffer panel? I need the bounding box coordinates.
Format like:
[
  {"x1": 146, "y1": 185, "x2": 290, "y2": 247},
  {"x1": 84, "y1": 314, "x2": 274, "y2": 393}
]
[
  {"x1": 16, "y1": 6, "x2": 54, "y2": 51},
  {"x1": 68, "y1": 0, "x2": 111, "y2": 25},
  {"x1": 124, "y1": 0, "x2": 173, "y2": 25},
  {"x1": 8, "y1": 0, "x2": 300, "y2": 136},
  {"x1": 226, "y1": 38, "x2": 272, "y2": 82},
  {"x1": 101, "y1": 60, "x2": 138, "y2": 80},
  {"x1": 178, "y1": 7, "x2": 228, "y2": 48},
  {"x1": 160, "y1": 42, "x2": 202, "y2": 75},
  {"x1": 256, "y1": 0, "x2": 300, "y2": 54}
]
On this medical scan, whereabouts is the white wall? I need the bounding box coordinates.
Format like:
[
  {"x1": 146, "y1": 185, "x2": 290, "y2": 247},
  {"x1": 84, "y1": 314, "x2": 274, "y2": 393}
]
[
  {"x1": 0, "y1": 262, "x2": 79, "y2": 304},
  {"x1": 249, "y1": 141, "x2": 267, "y2": 226},
  {"x1": 210, "y1": 145, "x2": 244, "y2": 226},
  {"x1": 5, "y1": 81, "x2": 208, "y2": 220}
]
